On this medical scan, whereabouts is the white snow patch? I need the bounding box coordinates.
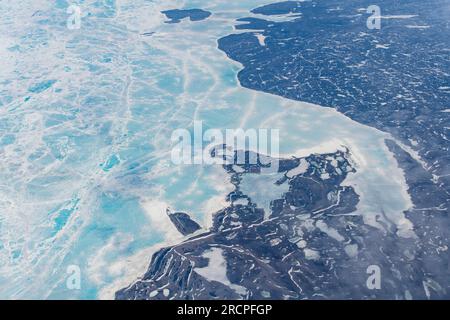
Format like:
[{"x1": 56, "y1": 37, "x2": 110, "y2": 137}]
[
  {"x1": 344, "y1": 244, "x2": 359, "y2": 258},
  {"x1": 316, "y1": 220, "x2": 345, "y2": 242},
  {"x1": 405, "y1": 25, "x2": 430, "y2": 29},
  {"x1": 232, "y1": 165, "x2": 245, "y2": 173},
  {"x1": 381, "y1": 15, "x2": 418, "y2": 19},
  {"x1": 163, "y1": 288, "x2": 170, "y2": 297},
  {"x1": 240, "y1": 171, "x2": 289, "y2": 219},
  {"x1": 286, "y1": 159, "x2": 309, "y2": 178},
  {"x1": 297, "y1": 240, "x2": 307, "y2": 249},
  {"x1": 255, "y1": 33, "x2": 267, "y2": 46},
  {"x1": 270, "y1": 238, "x2": 282, "y2": 246},
  {"x1": 233, "y1": 198, "x2": 249, "y2": 206},
  {"x1": 304, "y1": 248, "x2": 320, "y2": 260},
  {"x1": 194, "y1": 248, "x2": 247, "y2": 296},
  {"x1": 320, "y1": 173, "x2": 330, "y2": 180},
  {"x1": 149, "y1": 290, "x2": 158, "y2": 298}
]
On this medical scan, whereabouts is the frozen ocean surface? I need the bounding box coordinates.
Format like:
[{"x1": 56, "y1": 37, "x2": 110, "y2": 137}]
[{"x1": 0, "y1": 0, "x2": 447, "y2": 299}]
